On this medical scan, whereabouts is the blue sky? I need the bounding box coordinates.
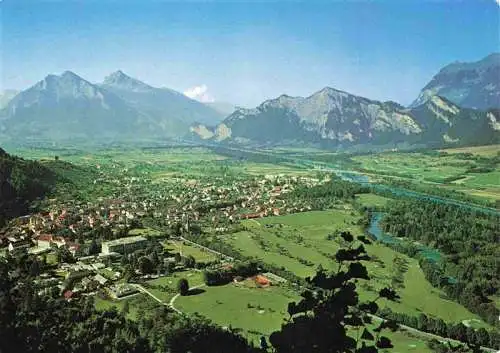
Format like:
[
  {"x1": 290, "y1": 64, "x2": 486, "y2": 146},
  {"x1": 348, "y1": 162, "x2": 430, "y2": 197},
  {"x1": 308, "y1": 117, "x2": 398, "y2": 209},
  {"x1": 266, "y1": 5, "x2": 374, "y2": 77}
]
[{"x1": 2, "y1": 0, "x2": 499, "y2": 107}]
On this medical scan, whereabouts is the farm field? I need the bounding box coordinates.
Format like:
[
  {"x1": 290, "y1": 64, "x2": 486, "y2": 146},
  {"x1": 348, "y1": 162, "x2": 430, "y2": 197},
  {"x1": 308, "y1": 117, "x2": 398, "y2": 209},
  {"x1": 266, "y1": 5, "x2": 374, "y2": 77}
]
[
  {"x1": 219, "y1": 210, "x2": 489, "y2": 327},
  {"x1": 352, "y1": 151, "x2": 500, "y2": 202},
  {"x1": 353, "y1": 153, "x2": 472, "y2": 183},
  {"x1": 440, "y1": 144, "x2": 500, "y2": 157}
]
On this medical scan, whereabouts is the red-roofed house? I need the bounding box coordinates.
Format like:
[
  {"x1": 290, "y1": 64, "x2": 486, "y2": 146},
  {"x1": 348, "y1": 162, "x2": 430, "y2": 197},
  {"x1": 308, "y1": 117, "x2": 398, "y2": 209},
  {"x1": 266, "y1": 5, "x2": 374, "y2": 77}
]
[
  {"x1": 36, "y1": 235, "x2": 66, "y2": 249},
  {"x1": 36, "y1": 234, "x2": 54, "y2": 249},
  {"x1": 66, "y1": 242, "x2": 81, "y2": 255},
  {"x1": 255, "y1": 275, "x2": 271, "y2": 286}
]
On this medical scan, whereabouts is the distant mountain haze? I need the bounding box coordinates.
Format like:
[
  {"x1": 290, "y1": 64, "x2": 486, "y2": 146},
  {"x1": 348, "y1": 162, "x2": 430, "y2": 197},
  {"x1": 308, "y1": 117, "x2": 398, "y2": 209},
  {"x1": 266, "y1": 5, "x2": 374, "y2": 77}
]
[
  {"x1": 101, "y1": 70, "x2": 223, "y2": 126},
  {"x1": 205, "y1": 101, "x2": 237, "y2": 116},
  {"x1": 0, "y1": 70, "x2": 224, "y2": 141},
  {"x1": 0, "y1": 90, "x2": 19, "y2": 109},
  {"x1": 1, "y1": 71, "x2": 142, "y2": 140}
]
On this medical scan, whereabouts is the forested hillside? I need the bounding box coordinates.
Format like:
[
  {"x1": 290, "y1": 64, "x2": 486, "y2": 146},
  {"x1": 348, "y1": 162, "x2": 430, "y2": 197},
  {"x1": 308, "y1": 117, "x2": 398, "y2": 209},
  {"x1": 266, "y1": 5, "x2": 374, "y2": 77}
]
[{"x1": 0, "y1": 148, "x2": 57, "y2": 226}]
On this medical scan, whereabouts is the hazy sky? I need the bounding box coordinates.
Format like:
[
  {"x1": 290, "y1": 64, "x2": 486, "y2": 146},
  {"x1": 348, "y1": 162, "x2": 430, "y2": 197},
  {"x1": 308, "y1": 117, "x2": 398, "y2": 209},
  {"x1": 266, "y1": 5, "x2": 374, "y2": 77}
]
[{"x1": 2, "y1": 0, "x2": 499, "y2": 107}]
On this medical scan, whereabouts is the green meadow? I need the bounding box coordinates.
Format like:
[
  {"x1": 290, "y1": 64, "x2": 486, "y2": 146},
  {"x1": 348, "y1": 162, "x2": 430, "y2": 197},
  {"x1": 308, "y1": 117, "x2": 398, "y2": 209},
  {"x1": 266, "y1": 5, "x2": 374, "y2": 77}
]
[
  {"x1": 352, "y1": 151, "x2": 500, "y2": 202},
  {"x1": 218, "y1": 210, "x2": 488, "y2": 326}
]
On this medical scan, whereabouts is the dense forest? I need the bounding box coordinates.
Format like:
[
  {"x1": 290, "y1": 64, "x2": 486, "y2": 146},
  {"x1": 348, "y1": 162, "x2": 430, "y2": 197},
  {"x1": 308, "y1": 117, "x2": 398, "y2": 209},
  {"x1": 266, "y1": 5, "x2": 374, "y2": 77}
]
[
  {"x1": 0, "y1": 148, "x2": 57, "y2": 226},
  {"x1": 381, "y1": 200, "x2": 500, "y2": 326},
  {"x1": 285, "y1": 176, "x2": 370, "y2": 209}
]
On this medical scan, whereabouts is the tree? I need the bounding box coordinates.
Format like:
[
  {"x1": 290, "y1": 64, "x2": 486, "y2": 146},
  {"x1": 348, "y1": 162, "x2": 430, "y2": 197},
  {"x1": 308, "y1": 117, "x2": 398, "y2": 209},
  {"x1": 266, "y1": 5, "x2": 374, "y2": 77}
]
[
  {"x1": 138, "y1": 256, "x2": 154, "y2": 274},
  {"x1": 56, "y1": 246, "x2": 75, "y2": 264},
  {"x1": 165, "y1": 261, "x2": 176, "y2": 275},
  {"x1": 260, "y1": 336, "x2": 268, "y2": 350},
  {"x1": 149, "y1": 251, "x2": 160, "y2": 268},
  {"x1": 122, "y1": 300, "x2": 130, "y2": 316},
  {"x1": 123, "y1": 265, "x2": 136, "y2": 282},
  {"x1": 177, "y1": 278, "x2": 189, "y2": 296},
  {"x1": 435, "y1": 318, "x2": 447, "y2": 337},
  {"x1": 466, "y1": 326, "x2": 476, "y2": 345},
  {"x1": 474, "y1": 328, "x2": 490, "y2": 347},
  {"x1": 183, "y1": 255, "x2": 196, "y2": 268},
  {"x1": 269, "y1": 232, "x2": 399, "y2": 353},
  {"x1": 174, "y1": 253, "x2": 182, "y2": 263},
  {"x1": 417, "y1": 313, "x2": 428, "y2": 331},
  {"x1": 88, "y1": 238, "x2": 100, "y2": 255},
  {"x1": 29, "y1": 259, "x2": 40, "y2": 277}
]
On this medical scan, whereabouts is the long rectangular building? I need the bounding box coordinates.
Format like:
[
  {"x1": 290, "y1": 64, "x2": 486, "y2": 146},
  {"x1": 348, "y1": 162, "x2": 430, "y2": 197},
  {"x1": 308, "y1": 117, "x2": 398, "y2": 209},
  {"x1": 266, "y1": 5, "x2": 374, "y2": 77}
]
[{"x1": 101, "y1": 236, "x2": 148, "y2": 255}]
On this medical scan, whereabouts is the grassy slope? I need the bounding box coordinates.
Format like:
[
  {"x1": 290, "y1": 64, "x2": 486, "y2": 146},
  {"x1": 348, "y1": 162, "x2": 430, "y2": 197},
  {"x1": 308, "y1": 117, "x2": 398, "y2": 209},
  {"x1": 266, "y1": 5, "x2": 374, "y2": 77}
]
[{"x1": 145, "y1": 270, "x2": 205, "y2": 303}]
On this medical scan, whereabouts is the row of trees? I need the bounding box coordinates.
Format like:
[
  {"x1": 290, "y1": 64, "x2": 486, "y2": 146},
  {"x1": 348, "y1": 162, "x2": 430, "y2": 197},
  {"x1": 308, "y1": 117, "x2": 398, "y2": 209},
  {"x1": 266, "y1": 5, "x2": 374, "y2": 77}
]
[
  {"x1": 378, "y1": 308, "x2": 499, "y2": 348},
  {"x1": 203, "y1": 261, "x2": 259, "y2": 286}
]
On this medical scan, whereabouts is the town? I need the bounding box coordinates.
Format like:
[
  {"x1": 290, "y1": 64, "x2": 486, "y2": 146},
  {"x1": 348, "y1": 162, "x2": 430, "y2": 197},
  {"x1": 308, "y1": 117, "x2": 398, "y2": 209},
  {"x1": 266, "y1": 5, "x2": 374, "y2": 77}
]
[{"x1": 0, "y1": 159, "x2": 326, "y2": 313}]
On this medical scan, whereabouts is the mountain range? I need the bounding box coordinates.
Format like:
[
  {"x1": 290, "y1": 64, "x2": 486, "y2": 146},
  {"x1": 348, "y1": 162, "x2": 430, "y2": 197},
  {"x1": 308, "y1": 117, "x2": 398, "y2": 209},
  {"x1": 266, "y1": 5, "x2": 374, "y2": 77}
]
[
  {"x1": 1, "y1": 53, "x2": 499, "y2": 148},
  {"x1": 192, "y1": 88, "x2": 499, "y2": 148},
  {"x1": 0, "y1": 71, "x2": 224, "y2": 141},
  {"x1": 192, "y1": 53, "x2": 500, "y2": 148}
]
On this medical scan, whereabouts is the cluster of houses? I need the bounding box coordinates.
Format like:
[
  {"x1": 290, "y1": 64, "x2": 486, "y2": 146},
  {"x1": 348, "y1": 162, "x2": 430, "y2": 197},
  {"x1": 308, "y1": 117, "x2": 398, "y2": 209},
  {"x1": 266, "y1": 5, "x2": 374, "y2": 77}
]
[
  {"x1": 32, "y1": 235, "x2": 150, "y2": 301},
  {"x1": 0, "y1": 171, "x2": 326, "y2": 260},
  {"x1": 141, "y1": 174, "x2": 323, "y2": 227},
  {"x1": 0, "y1": 168, "x2": 327, "y2": 303}
]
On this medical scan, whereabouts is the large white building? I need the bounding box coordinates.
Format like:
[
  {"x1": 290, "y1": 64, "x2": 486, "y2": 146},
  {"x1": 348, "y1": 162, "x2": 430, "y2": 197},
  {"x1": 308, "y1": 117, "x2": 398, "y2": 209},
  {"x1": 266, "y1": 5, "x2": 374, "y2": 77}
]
[{"x1": 101, "y1": 236, "x2": 148, "y2": 255}]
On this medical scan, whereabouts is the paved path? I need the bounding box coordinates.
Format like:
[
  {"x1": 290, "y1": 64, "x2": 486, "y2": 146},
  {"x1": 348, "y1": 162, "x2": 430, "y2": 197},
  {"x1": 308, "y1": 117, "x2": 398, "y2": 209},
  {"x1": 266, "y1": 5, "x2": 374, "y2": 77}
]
[
  {"x1": 168, "y1": 283, "x2": 206, "y2": 313},
  {"x1": 132, "y1": 283, "x2": 183, "y2": 314}
]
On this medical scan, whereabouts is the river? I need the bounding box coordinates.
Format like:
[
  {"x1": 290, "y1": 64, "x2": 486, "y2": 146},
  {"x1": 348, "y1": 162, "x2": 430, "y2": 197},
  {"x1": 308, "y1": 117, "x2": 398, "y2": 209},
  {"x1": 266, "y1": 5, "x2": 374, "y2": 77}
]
[
  {"x1": 330, "y1": 169, "x2": 500, "y2": 216},
  {"x1": 367, "y1": 212, "x2": 443, "y2": 263}
]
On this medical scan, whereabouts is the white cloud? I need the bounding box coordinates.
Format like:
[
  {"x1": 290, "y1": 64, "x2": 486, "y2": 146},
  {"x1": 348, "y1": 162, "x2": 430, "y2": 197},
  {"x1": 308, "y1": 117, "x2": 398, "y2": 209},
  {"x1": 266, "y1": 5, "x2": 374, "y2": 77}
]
[
  {"x1": 183, "y1": 84, "x2": 215, "y2": 103},
  {"x1": 496, "y1": 0, "x2": 500, "y2": 6}
]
